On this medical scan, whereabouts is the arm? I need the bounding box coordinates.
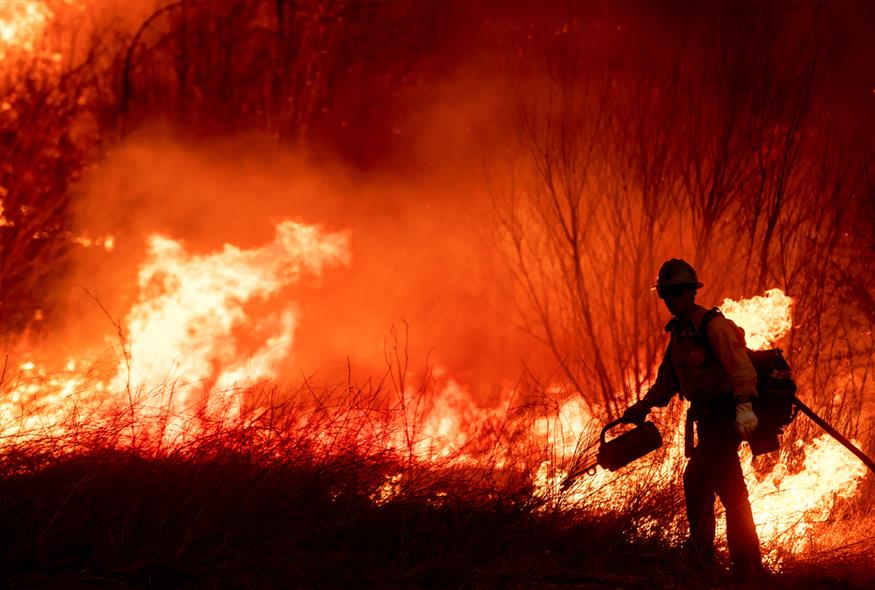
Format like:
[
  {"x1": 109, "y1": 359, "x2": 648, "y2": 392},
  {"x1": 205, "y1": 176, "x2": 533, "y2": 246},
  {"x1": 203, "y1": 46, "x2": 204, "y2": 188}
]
[
  {"x1": 706, "y1": 316, "x2": 757, "y2": 402},
  {"x1": 623, "y1": 343, "x2": 678, "y2": 423},
  {"x1": 707, "y1": 316, "x2": 759, "y2": 439},
  {"x1": 640, "y1": 344, "x2": 679, "y2": 408}
]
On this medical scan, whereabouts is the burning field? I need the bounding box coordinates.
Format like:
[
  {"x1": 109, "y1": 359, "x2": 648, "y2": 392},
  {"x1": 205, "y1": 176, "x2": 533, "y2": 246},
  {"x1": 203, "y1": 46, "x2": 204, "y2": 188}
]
[{"x1": 1, "y1": 1, "x2": 874, "y2": 589}]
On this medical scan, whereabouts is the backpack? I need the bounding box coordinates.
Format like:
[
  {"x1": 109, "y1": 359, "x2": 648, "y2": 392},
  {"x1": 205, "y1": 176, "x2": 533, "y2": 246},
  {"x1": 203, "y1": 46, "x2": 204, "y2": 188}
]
[{"x1": 697, "y1": 308, "x2": 799, "y2": 454}]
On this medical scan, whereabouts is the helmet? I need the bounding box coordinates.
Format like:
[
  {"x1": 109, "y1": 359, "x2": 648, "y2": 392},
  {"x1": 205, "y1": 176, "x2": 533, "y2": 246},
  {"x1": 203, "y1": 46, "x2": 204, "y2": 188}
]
[{"x1": 654, "y1": 258, "x2": 704, "y2": 288}]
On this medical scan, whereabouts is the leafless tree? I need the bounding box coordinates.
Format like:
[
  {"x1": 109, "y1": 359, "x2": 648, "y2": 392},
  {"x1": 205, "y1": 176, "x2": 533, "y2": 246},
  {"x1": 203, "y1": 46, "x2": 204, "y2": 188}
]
[
  {"x1": 0, "y1": 14, "x2": 106, "y2": 339},
  {"x1": 494, "y1": 7, "x2": 874, "y2": 439},
  {"x1": 494, "y1": 28, "x2": 685, "y2": 417}
]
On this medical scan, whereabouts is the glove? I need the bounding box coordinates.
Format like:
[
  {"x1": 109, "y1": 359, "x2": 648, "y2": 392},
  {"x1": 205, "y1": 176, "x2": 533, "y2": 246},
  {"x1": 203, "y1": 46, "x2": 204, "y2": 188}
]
[
  {"x1": 621, "y1": 401, "x2": 650, "y2": 425},
  {"x1": 735, "y1": 402, "x2": 758, "y2": 440}
]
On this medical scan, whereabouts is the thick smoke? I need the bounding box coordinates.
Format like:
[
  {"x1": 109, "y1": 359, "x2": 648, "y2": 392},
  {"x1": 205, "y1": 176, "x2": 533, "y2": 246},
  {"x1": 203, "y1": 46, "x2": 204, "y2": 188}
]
[{"x1": 64, "y1": 88, "x2": 540, "y2": 399}]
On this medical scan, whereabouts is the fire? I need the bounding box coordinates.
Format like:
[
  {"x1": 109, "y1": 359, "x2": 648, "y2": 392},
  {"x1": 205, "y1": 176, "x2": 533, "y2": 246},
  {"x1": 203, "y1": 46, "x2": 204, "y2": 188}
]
[
  {"x1": 0, "y1": 0, "x2": 52, "y2": 60},
  {"x1": 744, "y1": 436, "x2": 867, "y2": 557},
  {"x1": 70, "y1": 233, "x2": 115, "y2": 250},
  {"x1": 0, "y1": 220, "x2": 349, "y2": 442},
  {"x1": 1, "y1": 221, "x2": 867, "y2": 568},
  {"x1": 719, "y1": 288, "x2": 793, "y2": 351},
  {"x1": 116, "y1": 221, "x2": 349, "y2": 424},
  {"x1": 0, "y1": 357, "x2": 99, "y2": 443},
  {"x1": 0, "y1": 196, "x2": 11, "y2": 227}
]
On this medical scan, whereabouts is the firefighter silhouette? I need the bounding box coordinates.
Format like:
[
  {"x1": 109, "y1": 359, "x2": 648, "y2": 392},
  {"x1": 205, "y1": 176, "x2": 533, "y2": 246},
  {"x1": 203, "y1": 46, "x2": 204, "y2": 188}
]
[{"x1": 622, "y1": 259, "x2": 763, "y2": 578}]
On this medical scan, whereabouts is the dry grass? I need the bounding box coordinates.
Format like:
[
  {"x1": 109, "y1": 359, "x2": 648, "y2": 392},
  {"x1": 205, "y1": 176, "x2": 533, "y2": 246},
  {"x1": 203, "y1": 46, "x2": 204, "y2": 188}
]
[{"x1": 0, "y1": 377, "x2": 871, "y2": 590}]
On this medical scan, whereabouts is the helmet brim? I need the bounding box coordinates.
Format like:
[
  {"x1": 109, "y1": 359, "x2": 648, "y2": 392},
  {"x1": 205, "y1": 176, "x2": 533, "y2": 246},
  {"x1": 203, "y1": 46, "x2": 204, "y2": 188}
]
[{"x1": 651, "y1": 280, "x2": 704, "y2": 289}]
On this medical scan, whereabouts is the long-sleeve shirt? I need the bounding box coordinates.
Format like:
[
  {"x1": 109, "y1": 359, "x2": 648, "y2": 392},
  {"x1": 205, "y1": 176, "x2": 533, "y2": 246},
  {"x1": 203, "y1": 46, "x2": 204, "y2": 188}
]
[{"x1": 642, "y1": 304, "x2": 758, "y2": 409}]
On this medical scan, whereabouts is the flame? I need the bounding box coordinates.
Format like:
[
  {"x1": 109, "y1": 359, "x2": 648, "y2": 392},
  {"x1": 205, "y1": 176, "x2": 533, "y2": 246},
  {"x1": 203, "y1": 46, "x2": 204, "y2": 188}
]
[
  {"x1": 719, "y1": 288, "x2": 793, "y2": 351},
  {"x1": 70, "y1": 233, "x2": 115, "y2": 250},
  {"x1": 0, "y1": 193, "x2": 12, "y2": 227},
  {"x1": 1, "y1": 219, "x2": 349, "y2": 441},
  {"x1": 744, "y1": 436, "x2": 867, "y2": 558},
  {"x1": 0, "y1": 0, "x2": 867, "y2": 570},
  {"x1": 536, "y1": 403, "x2": 867, "y2": 564},
  {"x1": 0, "y1": 0, "x2": 52, "y2": 60},
  {"x1": 114, "y1": 221, "x2": 349, "y2": 420}
]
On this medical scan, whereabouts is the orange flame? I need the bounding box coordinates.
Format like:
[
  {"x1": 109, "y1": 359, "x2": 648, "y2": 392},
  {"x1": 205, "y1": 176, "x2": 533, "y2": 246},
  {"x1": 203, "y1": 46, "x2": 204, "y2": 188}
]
[
  {"x1": 1, "y1": 220, "x2": 349, "y2": 442},
  {"x1": 114, "y1": 221, "x2": 349, "y2": 422},
  {"x1": 0, "y1": 0, "x2": 52, "y2": 60},
  {"x1": 743, "y1": 436, "x2": 867, "y2": 559},
  {"x1": 70, "y1": 233, "x2": 115, "y2": 250},
  {"x1": 719, "y1": 288, "x2": 793, "y2": 350}
]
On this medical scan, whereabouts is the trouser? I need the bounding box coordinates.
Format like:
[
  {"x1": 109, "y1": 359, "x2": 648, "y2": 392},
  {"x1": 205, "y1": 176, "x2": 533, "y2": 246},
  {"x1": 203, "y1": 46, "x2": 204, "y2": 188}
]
[{"x1": 683, "y1": 414, "x2": 762, "y2": 572}]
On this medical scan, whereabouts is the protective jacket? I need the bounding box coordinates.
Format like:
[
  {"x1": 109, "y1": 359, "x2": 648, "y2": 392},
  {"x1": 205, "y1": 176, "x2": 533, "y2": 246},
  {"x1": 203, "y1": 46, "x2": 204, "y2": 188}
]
[{"x1": 641, "y1": 304, "x2": 757, "y2": 409}]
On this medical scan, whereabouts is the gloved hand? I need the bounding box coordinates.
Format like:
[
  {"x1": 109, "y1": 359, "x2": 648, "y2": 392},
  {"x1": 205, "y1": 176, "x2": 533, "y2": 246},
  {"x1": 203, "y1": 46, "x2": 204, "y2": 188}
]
[
  {"x1": 735, "y1": 402, "x2": 758, "y2": 440},
  {"x1": 621, "y1": 401, "x2": 650, "y2": 425}
]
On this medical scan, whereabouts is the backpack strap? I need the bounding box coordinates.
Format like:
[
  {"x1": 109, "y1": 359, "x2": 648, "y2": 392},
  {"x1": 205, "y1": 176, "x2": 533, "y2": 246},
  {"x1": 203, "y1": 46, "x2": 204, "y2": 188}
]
[
  {"x1": 665, "y1": 307, "x2": 723, "y2": 405},
  {"x1": 694, "y1": 307, "x2": 723, "y2": 353},
  {"x1": 691, "y1": 307, "x2": 738, "y2": 411},
  {"x1": 677, "y1": 312, "x2": 716, "y2": 456}
]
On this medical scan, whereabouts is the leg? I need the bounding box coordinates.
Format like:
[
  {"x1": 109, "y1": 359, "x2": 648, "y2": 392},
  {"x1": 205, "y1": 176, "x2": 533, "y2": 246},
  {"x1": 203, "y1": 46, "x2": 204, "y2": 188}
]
[
  {"x1": 683, "y1": 446, "x2": 717, "y2": 567},
  {"x1": 713, "y1": 441, "x2": 762, "y2": 574}
]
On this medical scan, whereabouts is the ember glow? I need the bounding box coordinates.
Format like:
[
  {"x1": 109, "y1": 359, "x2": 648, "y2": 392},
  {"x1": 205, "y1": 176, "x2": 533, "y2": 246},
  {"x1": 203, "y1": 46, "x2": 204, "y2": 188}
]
[{"x1": 70, "y1": 233, "x2": 115, "y2": 250}]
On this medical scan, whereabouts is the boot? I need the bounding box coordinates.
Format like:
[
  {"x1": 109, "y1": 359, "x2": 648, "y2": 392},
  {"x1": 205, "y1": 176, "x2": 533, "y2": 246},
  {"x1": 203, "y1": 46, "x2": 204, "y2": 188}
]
[
  {"x1": 729, "y1": 556, "x2": 765, "y2": 583},
  {"x1": 683, "y1": 543, "x2": 725, "y2": 584}
]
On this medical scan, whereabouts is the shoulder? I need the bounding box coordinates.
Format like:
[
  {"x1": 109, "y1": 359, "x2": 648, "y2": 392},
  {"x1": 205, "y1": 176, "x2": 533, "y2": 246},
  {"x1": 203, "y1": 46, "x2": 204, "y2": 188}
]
[{"x1": 704, "y1": 311, "x2": 745, "y2": 342}]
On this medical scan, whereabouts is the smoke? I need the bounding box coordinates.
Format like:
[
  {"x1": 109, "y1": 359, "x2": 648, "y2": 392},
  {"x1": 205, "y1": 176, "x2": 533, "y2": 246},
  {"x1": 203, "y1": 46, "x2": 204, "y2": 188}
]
[
  {"x1": 61, "y1": 71, "x2": 540, "y2": 399},
  {"x1": 16, "y1": 0, "x2": 874, "y2": 413}
]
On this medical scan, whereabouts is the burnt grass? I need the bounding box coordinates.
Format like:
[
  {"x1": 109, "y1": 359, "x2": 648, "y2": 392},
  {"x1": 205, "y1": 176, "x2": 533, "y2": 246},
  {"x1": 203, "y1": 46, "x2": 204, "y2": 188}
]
[{"x1": 0, "y1": 445, "x2": 871, "y2": 590}]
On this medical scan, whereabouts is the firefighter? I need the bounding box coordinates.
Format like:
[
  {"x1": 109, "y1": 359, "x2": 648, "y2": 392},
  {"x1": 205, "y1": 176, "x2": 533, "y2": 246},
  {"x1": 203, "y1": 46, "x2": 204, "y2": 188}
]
[{"x1": 621, "y1": 258, "x2": 763, "y2": 578}]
